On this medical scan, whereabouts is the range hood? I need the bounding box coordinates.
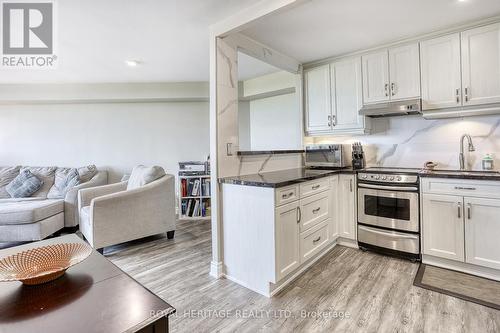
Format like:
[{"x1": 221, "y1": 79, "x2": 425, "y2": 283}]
[{"x1": 359, "y1": 99, "x2": 422, "y2": 118}]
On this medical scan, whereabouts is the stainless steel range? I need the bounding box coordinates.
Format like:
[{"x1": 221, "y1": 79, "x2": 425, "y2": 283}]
[{"x1": 357, "y1": 167, "x2": 421, "y2": 261}]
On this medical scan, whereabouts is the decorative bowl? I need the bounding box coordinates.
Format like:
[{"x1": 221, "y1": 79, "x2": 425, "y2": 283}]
[{"x1": 0, "y1": 243, "x2": 92, "y2": 285}]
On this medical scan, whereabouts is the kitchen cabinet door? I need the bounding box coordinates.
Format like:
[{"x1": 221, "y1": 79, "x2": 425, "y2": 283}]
[
  {"x1": 422, "y1": 194, "x2": 464, "y2": 262},
  {"x1": 420, "y1": 33, "x2": 462, "y2": 110},
  {"x1": 304, "y1": 65, "x2": 332, "y2": 133},
  {"x1": 329, "y1": 176, "x2": 339, "y2": 240},
  {"x1": 330, "y1": 57, "x2": 365, "y2": 132},
  {"x1": 388, "y1": 43, "x2": 421, "y2": 100},
  {"x1": 362, "y1": 51, "x2": 390, "y2": 104},
  {"x1": 339, "y1": 174, "x2": 356, "y2": 240},
  {"x1": 464, "y1": 197, "x2": 500, "y2": 270},
  {"x1": 461, "y1": 23, "x2": 500, "y2": 106},
  {"x1": 275, "y1": 201, "x2": 300, "y2": 281}
]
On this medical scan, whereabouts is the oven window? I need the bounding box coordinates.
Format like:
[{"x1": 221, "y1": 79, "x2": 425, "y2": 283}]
[{"x1": 364, "y1": 195, "x2": 410, "y2": 221}]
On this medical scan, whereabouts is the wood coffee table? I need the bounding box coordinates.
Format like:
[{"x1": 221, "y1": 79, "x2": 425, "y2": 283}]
[{"x1": 0, "y1": 234, "x2": 175, "y2": 333}]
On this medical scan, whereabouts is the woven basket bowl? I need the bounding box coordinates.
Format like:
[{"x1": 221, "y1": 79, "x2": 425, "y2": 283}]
[{"x1": 0, "y1": 243, "x2": 92, "y2": 285}]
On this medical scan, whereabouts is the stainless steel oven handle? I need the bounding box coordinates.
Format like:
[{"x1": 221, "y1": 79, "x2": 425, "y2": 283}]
[
  {"x1": 358, "y1": 226, "x2": 418, "y2": 239},
  {"x1": 358, "y1": 183, "x2": 418, "y2": 191}
]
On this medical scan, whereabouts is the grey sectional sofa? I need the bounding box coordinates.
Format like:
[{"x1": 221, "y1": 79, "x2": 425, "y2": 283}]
[{"x1": 0, "y1": 166, "x2": 107, "y2": 242}]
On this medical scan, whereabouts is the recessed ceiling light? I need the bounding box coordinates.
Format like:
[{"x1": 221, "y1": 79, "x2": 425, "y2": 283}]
[
  {"x1": 125, "y1": 60, "x2": 141, "y2": 67},
  {"x1": 458, "y1": 0, "x2": 467, "y2": 2}
]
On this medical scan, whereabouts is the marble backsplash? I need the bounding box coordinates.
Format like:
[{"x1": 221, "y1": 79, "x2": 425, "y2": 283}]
[{"x1": 306, "y1": 114, "x2": 500, "y2": 171}]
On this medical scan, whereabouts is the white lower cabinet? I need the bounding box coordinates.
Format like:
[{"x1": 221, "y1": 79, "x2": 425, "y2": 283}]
[
  {"x1": 464, "y1": 197, "x2": 500, "y2": 270},
  {"x1": 421, "y1": 178, "x2": 500, "y2": 280},
  {"x1": 275, "y1": 201, "x2": 301, "y2": 280},
  {"x1": 222, "y1": 175, "x2": 340, "y2": 297},
  {"x1": 422, "y1": 194, "x2": 465, "y2": 261},
  {"x1": 338, "y1": 174, "x2": 357, "y2": 241}
]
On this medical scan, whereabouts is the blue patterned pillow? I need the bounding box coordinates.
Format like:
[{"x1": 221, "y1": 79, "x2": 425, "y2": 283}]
[{"x1": 6, "y1": 169, "x2": 44, "y2": 198}]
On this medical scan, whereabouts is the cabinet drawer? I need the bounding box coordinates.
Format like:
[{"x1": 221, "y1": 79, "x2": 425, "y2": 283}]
[
  {"x1": 300, "y1": 221, "x2": 330, "y2": 262},
  {"x1": 300, "y1": 191, "x2": 331, "y2": 232},
  {"x1": 300, "y1": 178, "x2": 330, "y2": 198},
  {"x1": 422, "y1": 178, "x2": 500, "y2": 198},
  {"x1": 275, "y1": 185, "x2": 300, "y2": 206}
]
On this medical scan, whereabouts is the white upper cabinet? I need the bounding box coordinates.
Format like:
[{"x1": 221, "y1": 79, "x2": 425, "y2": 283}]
[
  {"x1": 362, "y1": 51, "x2": 390, "y2": 104},
  {"x1": 330, "y1": 57, "x2": 366, "y2": 132},
  {"x1": 420, "y1": 33, "x2": 462, "y2": 110},
  {"x1": 461, "y1": 23, "x2": 500, "y2": 106},
  {"x1": 304, "y1": 65, "x2": 331, "y2": 133},
  {"x1": 388, "y1": 44, "x2": 421, "y2": 100}
]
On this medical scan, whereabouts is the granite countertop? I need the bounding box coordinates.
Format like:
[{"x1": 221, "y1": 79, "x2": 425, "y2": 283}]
[
  {"x1": 419, "y1": 169, "x2": 500, "y2": 181},
  {"x1": 219, "y1": 168, "x2": 356, "y2": 188}
]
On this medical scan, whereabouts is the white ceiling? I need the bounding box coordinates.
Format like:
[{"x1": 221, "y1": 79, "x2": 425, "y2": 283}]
[
  {"x1": 0, "y1": 0, "x2": 256, "y2": 83},
  {"x1": 238, "y1": 51, "x2": 280, "y2": 81},
  {"x1": 242, "y1": 0, "x2": 500, "y2": 64}
]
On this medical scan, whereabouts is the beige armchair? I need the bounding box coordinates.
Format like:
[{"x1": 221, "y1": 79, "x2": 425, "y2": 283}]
[{"x1": 78, "y1": 174, "x2": 176, "y2": 251}]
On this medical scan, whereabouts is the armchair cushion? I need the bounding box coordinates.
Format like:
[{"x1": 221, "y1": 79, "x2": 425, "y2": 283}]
[
  {"x1": 127, "y1": 165, "x2": 165, "y2": 190},
  {"x1": 47, "y1": 168, "x2": 80, "y2": 199},
  {"x1": 6, "y1": 170, "x2": 43, "y2": 198}
]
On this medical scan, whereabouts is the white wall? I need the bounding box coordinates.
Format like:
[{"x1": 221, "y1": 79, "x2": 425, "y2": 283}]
[
  {"x1": 248, "y1": 93, "x2": 301, "y2": 150},
  {"x1": 0, "y1": 102, "x2": 209, "y2": 183}
]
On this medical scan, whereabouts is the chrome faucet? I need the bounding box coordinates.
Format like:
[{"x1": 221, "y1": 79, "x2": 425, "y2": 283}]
[{"x1": 459, "y1": 134, "x2": 475, "y2": 171}]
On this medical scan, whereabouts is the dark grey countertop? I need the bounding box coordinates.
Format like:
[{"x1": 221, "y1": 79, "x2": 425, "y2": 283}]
[
  {"x1": 219, "y1": 168, "x2": 357, "y2": 188},
  {"x1": 419, "y1": 170, "x2": 500, "y2": 181}
]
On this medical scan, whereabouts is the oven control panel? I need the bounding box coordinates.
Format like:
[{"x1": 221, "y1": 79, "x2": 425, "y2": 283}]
[{"x1": 358, "y1": 173, "x2": 418, "y2": 184}]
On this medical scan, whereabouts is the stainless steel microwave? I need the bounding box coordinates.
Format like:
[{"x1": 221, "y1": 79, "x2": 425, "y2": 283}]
[{"x1": 305, "y1": 144, "x2": 348, "y2": 168}]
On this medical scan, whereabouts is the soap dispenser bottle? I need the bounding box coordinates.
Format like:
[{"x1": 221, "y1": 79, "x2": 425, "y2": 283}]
[{"x1": 482, "y1": 154, "x2": 494, "y2": 171}]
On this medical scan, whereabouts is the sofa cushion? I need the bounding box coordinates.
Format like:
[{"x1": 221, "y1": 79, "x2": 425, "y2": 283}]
[
  {"x1": 20, "y1": 166, "x2": 57, "y2": 198},
  {"x1": 78, "y1": 165, "x2": 98, "y2": 184},
  {"x1": 6, "y1": 170, "x2": 44, "y2": 198},
  {"x1": 47, "y1": 168, "x2": 80, "y2": 199},
  {"x1": 127, "y1": 165, "x2": 165, "y2": 190},
  {"x1": 0, "y1": 166, "x2": 21, "y2": 199},
  {"x1": 0, "y1": 199, "x2": 64, "y2": 225}
]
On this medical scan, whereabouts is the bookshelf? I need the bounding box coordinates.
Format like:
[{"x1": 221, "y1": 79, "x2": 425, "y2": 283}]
[{"x1": 179, "y1": 174, "x2": 211, "y2": 220}]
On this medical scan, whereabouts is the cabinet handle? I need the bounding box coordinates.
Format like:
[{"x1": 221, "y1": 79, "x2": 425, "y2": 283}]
[
  {"x1": 467, "y1": 203, "x2": 472, "y2": 220},
  {"x1": 457, "y1": 202, "x2": 462, "y2": 219},
  {"x1": 313, "y1": 236, "x2": 321, "y2": 243},
  {"x1": 454, "y1": 186, "x2": 476, "y2": 191},
  {"x1": 312, "y1": 184, "x2": 320, "y2": 190},
  {"x1": 350, "y1": 179, "x2": 353, "y2": 192},
  {"x1": 327, "y1": 115, "x2": 332, "y2": 127},
  {"x1": 332, "y1": 115, "x2": 337, "y2": 126},
  {"x1": 282, "y1": 192, "x2": 294, "y2": 199},
  {"x1": 297, "y1": 207, "x2": 301, "y2": 223},
  {"x1": 465, "y1": 87, "x2": 470, "y2": 102},
  {"x1": 391, "y1": 82, "x2": 396, "y2": 96},
  {"x1": 455, "y1": 88, "x2": 460, "y2": 104},
  {"x1": 384, "y1": 83, "x2": 389, "y2": 97},
  {"x1": 312, "y1": 207, "x2": 321, "y2": 214}
]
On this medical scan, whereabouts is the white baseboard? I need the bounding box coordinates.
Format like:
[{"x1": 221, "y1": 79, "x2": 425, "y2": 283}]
[
  {"x1": 209, "y1": 260, "x2": 224, "y2": 278},
  {"x1": 337, "y1": 237, "x2": 358, "y2": 249}
]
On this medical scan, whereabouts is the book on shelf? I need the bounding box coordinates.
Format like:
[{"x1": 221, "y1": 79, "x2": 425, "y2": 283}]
[
  {"x1": 192, "y1": 179, "x2": 200, "y2": 196},
  {"x1": 201, "y1": 178, "x2": 210, "y2": 196},
  {"x1": 181, "y1": 178, "x2": 188, "y2": 197}
]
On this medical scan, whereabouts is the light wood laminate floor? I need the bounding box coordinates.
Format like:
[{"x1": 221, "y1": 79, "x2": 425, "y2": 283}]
[{"x1": 106, "y1": 219, "x2": 500, "y2": 333}]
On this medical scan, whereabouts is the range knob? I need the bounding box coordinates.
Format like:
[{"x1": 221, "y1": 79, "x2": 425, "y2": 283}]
[
  {"x1": 389, "y1": 176, "x2": 395, "y2": 181},
  {"x1": 375, "y1": 175, "x2": 380, "y2": 180},
  {"x1": 362, "y1": 174, "x2": 367, "y2": 179},
  {"x1": 396, "y1": 176, "x2": 402, "y2": 181},
  {"x1": 381, "y1": 175, "x2": 387, "y2": 180}
]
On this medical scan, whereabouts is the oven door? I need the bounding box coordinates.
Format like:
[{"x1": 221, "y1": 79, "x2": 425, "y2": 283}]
[{"x1": 357, "y1": 184, "x2": 419, "y2": 232}]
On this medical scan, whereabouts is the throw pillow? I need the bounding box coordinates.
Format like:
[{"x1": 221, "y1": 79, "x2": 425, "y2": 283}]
[
  {"x1": 47, "y1": 168, "x2": 80, "y2": 199},
  {"x1": 6, "y1": 170, "x2": 44, "y2": 198},
  {"x1": 0, "y1": 166, "x2": 21, "y2": 198},
  {"x1": 78, "y1": 165, "x2": 98, "y2": 183},
  {"x1": 127, "y1": 165, "x2": 165, "y2": 190},
  {"x1": 20, "y1": 166, "x2": 57, "y2": 198}
]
